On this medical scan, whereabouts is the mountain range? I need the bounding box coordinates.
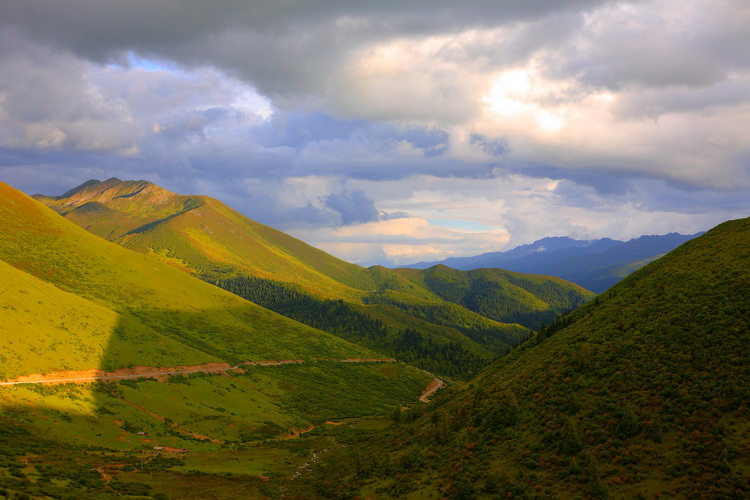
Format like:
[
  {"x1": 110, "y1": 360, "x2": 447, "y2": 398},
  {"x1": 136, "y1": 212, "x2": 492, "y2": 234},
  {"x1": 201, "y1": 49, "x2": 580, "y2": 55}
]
[
  {"x1": 1, "y1": 177, "x2": 746, "y2": 498},
  {"x1": 33, "y1": 178, "x2": 594, "y2": 378},
  {"x1": 0, "y1": 180, "x2": 439, "y2": 498},
  {"x1": 406, "y1": 233, "x2": 702, "y2": 293}
]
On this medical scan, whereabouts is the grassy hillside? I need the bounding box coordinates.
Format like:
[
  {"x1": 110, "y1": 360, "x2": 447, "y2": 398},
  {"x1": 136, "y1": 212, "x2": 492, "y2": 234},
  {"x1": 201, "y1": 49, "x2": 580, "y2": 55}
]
[
  {"x1": 1, "y1": 181, "x2": 383, "y2": 363},
  {"x1": 35, "y1": 178, "x2": 593, "y2": 378},
  {"x1": 0, "y1": 179, "x2": 431, "y2": 414},
  {"x1": 39, "y1": 177, "x2": 375, "y2": 300},
  {"x1": 393, "y1": 265, "x2": 593, "y2": 330},
  {"x1": 301, "y1": 217, "x2": 750, "y2": 498},
  {"x1": 0, "y1": 180, "x2": 436, "y2": 498},
  {"x1": 0, "y1": 259, "x2": 214, "y2": 379}
]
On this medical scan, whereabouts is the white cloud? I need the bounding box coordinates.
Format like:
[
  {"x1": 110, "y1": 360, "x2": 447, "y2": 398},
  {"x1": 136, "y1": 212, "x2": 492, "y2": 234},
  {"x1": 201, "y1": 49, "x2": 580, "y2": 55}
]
[
  {"x1": 1, "y1": 0, "x2": 749, "y2": 266},
  {"x1": 284, "y1": 173, "x2": 743, "y2": 265}
]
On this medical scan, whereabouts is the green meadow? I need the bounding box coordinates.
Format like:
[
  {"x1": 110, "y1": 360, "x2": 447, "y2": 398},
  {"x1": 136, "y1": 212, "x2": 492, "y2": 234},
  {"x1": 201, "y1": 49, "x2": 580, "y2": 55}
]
[{"x1": 0, "y1": 181, "x2": 434, "y2": 497}]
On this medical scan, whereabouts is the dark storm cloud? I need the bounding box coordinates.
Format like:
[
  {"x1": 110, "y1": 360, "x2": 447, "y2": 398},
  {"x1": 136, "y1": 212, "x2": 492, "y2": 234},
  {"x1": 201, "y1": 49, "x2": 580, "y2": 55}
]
[
  {"x1": 0, "y1": 0, "x2": 617, "y2": 113},
  {"x1": 1, "y1": 1, "x2": 613, "y2": 57},
  {"x1": 323, "y1": 189, "x2": 381, "y2": 225}
]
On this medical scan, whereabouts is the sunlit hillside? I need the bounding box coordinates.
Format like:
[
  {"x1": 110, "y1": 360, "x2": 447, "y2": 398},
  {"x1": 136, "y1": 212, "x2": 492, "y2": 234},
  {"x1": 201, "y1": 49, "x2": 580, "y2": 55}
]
[
  {"x1": 36, "y1": 178, "x2": 594, "y2": 378},
  {"x1": 0, "y1": 180, "x2": 433, "y2": 498}
]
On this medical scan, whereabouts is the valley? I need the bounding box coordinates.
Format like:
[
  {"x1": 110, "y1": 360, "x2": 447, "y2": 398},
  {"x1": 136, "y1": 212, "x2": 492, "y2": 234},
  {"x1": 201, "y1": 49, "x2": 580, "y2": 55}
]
[
  {"x1": 1, "y1": 179, "x2": 747, "y2": 498},
  {"x1": 0, "y1": 180, "x2": 438, "y2": 497},
  {"x1": 33, "y1": 178, "x2": 594, "y2": 379},
  {"x1": 299, "y1": 216, "x2": 750, "y2": 498}
]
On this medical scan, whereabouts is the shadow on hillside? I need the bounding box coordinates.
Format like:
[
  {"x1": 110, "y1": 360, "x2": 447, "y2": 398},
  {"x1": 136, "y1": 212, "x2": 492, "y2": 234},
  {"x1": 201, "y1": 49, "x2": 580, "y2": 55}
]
[{"x1": 1, "y1": 303, "x2": 430, "y2": 461}]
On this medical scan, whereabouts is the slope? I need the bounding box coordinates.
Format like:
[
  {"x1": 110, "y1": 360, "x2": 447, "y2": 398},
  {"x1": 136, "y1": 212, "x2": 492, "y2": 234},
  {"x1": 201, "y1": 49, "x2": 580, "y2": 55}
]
[
  {"x1": 39, "y1": 177, "x2": 376, "y2": 300},
  {"x1": 303, "y1": 217, "x2": 750, "y2": 498},
  {"x1": 34, "y1": 179, "x2": 591, "y2": 377},
  {"x1": 392, "y1": 265, "x2": 593, "y2": 330},
  {"x1": 0, "y1": 181, "x2": 436, "y2": 497},
  {"x1": 1, "y1": 181, "x2": 377, "y2": 363},
  {"x1": 0, "y1": 259, "x2": 216, "y2": 380}
]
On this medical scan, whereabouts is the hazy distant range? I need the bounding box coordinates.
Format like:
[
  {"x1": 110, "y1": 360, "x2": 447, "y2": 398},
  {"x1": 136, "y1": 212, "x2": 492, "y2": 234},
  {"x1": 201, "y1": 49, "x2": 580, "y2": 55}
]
[{"x1": 403, "y1": 233, "x2": 703, "y2": 294}]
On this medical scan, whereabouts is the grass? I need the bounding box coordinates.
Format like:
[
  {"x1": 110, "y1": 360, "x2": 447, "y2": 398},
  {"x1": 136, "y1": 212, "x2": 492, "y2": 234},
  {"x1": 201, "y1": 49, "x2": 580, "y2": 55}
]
[
  {"x1": 113, "y1": 471, "x2": 270, "y2": 499},
  {"x1": 33, "y1": 178, "x2": 593, "y2": 378},
  {"x1": 0, "y1": 360, "x2": 432, "y2": 450},
  {"x1": 298, "y1": 217, "x2": 750, "y2": 498},
  {"x1": 0, "y1": 180, "x2": 441, "y2": 497},
  {"x1": 0, "y1": 260, "x2": 228, "y2": 380},
  {"x1": 0, "y1": 366, "x2": 432, "y2": 499},
  {"x1": 0, "y1": 181, "x2": 386, "y2": 371}
]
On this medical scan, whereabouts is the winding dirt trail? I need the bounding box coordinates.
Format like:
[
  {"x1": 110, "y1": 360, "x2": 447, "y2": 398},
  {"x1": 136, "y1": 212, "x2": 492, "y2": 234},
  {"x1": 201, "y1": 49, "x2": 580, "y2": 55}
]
[
  {"x1": 1, "y1": 357, "x2": 444, "y2": 451},
  {"x1": 419, "y1": 376, "x2": 445, "y2": 403},
  {"x1": 0, "y1": 358, "x2": 397, "y2": 386}
]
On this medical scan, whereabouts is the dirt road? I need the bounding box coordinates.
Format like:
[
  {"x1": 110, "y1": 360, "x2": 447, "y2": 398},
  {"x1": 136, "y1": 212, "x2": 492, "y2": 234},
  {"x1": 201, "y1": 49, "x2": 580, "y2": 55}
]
[
  {"x1": 0, "y1": 358, "x2": 397, "y2": 386},
  {"x1": 419, "y1": 377, "x2": 445, "y2": 402}
]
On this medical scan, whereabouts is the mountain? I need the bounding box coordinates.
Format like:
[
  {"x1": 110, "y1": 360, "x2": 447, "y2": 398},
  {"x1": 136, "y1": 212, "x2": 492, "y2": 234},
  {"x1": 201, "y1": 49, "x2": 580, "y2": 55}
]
[
  {"x1": 407, "y1": 236, "x2": 615, "y2": 270},
  {"x1": 1, "y1": 181, "x2": 380, "y2": 368},
  {"x1": 4, "y1": 178, "x2": 745, "y2": 498},
  {"x1": 301, "y1": 217, "x2": 750, "y2": 498},
  {"x1": 35, "y1": 178, "x2": 594, "y2": 378},
  {"x1": 0, "y1": 179, "x2": 432, "y2": 419},
  {"x1": 0, "y1": 180, "x2": 437, "y2": 498},
  {"x1": 389, "y1": 265, "x2": 592, "y2": 330},
  {"x1": 406, "y1": 233, "x2": 702, "y2": 293}
]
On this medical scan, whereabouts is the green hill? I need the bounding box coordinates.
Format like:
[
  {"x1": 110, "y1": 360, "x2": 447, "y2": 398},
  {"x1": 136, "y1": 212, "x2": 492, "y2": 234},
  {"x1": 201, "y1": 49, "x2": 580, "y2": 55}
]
[
  {"x1": 1, "y1": 181, "x2": 382, "y2": 364},
  {"x1": 38, "y1": 177, "x2": 376, "y2": 299},
  {"x1": 0, "y1": 180, "x2": 432, "y2": 448},
  {"x1": 0, "y1": 180, "x2": 440, "y2": 498},
  {"x1": 35, "y1": 178, "x2": 593, "y2": 378},
  {"x1": 392, "y1": 264, "x2": 592, "y2": 330},
  {"x1": 303, "y1": 217, "x2": 750, "y2": 498}
]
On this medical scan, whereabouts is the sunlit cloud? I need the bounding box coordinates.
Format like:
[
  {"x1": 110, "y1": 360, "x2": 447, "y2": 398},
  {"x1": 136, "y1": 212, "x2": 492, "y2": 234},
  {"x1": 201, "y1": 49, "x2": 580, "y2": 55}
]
[{"x1": 1, "y1": 0, "x2": 749, "y2": 265}]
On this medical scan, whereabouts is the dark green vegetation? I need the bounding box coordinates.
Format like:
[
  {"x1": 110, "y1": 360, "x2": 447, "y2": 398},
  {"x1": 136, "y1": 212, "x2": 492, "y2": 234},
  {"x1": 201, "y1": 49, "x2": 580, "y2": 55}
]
[
  {"x1": 213, "y1": 275, "x2": 494, "y2": 378},
  {"x1": 299, "y1": 217, "x2": 750, "y2": 498},
  {"x1": 409, "y1": 233, "x2": 702, "y2": 293},
  {"x1": 391, "y1": 264, "x2": 591, "y2": 330},
  {"x1": 36, "y1": 178, "x2": 593, "y2": 378}
]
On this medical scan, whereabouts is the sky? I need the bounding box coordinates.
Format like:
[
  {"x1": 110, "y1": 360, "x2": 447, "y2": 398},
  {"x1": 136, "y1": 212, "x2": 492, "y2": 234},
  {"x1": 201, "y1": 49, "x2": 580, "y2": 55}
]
[{"x1": 1, "y1": 0, "x2": 749, "y2": 266}]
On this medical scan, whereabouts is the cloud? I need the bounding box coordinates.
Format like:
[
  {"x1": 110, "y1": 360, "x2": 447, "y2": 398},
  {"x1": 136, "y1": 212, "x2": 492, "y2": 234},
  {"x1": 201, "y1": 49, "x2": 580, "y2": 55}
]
[
  {"x1": 323, "y1": 189, "x2": 381, "y2": 225},
  {"x1": 0, "y1": 34, "x2": 139, "y2": 154},
  {"x1": 291, "y1": 173, "x2": 742, "y2": 266},
  {"x1": 3, "y1": 0, "x2": 750, "y2": 190},
  {"x1": 291, "y1": 215, "x2": 511, "y2": 266},
  {"x1": 1, "y1": 0, "x2": 749, "y2": 265}
]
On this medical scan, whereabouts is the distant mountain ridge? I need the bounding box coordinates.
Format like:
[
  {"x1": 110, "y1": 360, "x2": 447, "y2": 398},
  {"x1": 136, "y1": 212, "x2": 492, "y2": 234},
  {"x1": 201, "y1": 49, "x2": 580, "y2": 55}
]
[{"x1": 404, "y1": 232, "x2": 703, "y2": 293}]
